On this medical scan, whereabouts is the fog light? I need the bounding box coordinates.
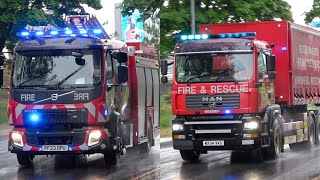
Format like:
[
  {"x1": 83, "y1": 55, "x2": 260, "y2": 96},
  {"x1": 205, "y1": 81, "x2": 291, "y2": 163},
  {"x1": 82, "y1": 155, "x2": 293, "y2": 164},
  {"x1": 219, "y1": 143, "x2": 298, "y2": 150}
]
[
  {"x1": 172, "y1": 124, "x2": 184, "y2": 131},
  {"x1": 173, "y1": 134, "x2": 186, "y2": 140},
  {"x1": 88, "y1": 130, "x2": 102, "y2": 146},
  {"x1": 243, "y1": 134, "x2": 251, "y2": 138},
  {"x1": 11, "y1": 131, "x2": 24, "y2": 147},
  {"x1": 244, "y1": 122, "x2": 258, "y2": 129}
]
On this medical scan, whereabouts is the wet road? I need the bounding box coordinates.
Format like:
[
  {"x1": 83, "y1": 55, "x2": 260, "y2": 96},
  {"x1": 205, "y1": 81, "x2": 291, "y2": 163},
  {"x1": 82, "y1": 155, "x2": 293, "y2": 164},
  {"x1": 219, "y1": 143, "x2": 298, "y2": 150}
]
[
  {"x1": 161, "y1": 142, "x2": 320, "y2": 180},
  {"x1": 0, "y1": 128, "x2": 160, "y2": 180}
]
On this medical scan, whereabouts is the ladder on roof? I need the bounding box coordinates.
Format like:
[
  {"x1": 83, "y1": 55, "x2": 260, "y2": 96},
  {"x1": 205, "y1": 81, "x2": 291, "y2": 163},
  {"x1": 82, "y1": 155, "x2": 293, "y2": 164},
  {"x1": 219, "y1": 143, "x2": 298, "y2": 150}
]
[{"x1": 64, "y1": 15, "x2": 110, "y2": 39}]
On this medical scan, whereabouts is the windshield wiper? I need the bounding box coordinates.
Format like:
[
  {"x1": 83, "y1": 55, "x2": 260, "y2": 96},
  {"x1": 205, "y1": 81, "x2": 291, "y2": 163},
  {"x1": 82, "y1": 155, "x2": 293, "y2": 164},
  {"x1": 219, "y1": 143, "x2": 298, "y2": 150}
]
[
  {"x1": 56, "y1": 66, "x2": 85, "y2": 89},
  {"x1": 18, "y1": 71, "x2": 49, "y2": 87},
  {"x1": 186, "y1": 72, "x2": 210, "y2": 83}
]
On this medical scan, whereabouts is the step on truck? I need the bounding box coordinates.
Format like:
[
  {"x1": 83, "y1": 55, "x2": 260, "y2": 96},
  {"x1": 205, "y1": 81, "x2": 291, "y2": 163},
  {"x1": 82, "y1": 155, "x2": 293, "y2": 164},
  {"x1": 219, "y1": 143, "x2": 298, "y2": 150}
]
[
  {"x1": 161, "y1": 21, "x2": 320, "y2": 161},
  {"x1": 1, "y1": 15, "x2": 160, "y2": 166}
]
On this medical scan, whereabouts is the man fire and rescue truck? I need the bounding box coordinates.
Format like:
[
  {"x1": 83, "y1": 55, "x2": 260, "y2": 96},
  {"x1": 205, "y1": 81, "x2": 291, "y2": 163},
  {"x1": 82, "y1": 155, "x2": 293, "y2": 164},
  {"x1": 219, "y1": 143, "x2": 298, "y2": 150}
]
[
  {"x1": 0, "y1": 15, "x2": 160, "y2": 166},
  {"x1": 161, "y1": 21, "x2": 320, "y2": 161}
]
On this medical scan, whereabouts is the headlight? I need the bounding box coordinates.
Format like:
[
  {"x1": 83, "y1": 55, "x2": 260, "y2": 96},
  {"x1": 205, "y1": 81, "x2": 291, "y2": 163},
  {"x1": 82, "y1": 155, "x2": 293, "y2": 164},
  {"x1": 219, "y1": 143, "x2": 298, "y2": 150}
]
[
  {"x1": 88, "y1": 130, "x2": 102, "y2": 146},
  {"x1": 11, "y1": 131, "x2": 24, "y2": 147},
  {"x1": 244, "y1": 121, "x2": 258, "y2": 129},
  {"x1": 172, "y1": 124, "x2": 184, "y2": 131}
]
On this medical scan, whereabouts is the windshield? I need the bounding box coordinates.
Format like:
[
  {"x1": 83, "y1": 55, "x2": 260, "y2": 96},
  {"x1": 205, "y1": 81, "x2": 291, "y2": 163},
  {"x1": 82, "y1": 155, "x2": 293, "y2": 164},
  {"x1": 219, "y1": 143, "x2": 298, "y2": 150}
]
[
  {"x1": 12, "y1": 49, "x2": 102, "y2": 88},
  {"x1": 175, "y1": 53, "x2": 253, "y2": 83}
]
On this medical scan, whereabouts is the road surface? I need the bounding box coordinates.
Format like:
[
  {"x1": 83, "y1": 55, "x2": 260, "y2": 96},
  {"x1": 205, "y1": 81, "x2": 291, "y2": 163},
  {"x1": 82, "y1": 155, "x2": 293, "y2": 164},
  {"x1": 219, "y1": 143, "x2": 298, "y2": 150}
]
[
  {"x1": 161, "y1": 142, "x2": 320, "y2": 180},
  {"x1": 0, "y1": 128, "x2": 160, "y2": 180}
]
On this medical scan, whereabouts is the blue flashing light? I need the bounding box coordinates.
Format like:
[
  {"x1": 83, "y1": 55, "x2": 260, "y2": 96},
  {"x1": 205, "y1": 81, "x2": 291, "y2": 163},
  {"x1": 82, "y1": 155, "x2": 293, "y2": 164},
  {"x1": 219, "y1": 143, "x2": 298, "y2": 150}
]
[
  {"x1": 21, "y1": 32, "x2": 29, "y2": 36},
  {"x1": 187, "y1": 35, "x2": 195, "y2": 40},
  {"x1": 30, "y1": 114, "x2": 39, "y2": 122},
  {"x1": 195, "y1": 35, "x2": 201, "y2": 40},
  {"x1": 225, "y1": 110, "x2": 231, "y2": 114},
  {"x1": 282, "y1": 47, "x2": 287, "y2": 51},
  {"x1": 50, "y1": 31, "x2": 58, "y2": 35},
  {"x1": 104, "y1": 109, "x2": 108, "y2": 116},
  {"x1": 65, "y1": 30, "x2": 72, "y2": 35},
  {"x1": 181, "y1": 35, "x2": 188, "y2": 40},
  {"x1": 93, "y1": 29, "x2": 102, "y2": 34},
  {"x1": 79, "y1": 29, "x2": 87, "y2": 34},
  {"x1": 35, "y1": 31, "x2": 44, "y2": 36}
]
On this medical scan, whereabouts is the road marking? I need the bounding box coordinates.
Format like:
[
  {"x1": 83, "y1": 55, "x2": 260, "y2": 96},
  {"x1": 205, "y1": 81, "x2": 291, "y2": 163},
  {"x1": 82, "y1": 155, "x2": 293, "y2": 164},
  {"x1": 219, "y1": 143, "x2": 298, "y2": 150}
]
[{"x1": 130, "y1": 167, "x2": 160, "y2": 180}]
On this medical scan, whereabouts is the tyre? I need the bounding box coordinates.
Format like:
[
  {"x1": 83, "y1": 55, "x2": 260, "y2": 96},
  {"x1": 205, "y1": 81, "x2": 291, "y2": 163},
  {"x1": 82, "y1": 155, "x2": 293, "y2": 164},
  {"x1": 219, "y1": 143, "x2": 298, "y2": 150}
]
[
  {"x1": 104, "y1": 150, "x2": 118, "y2": 168},
  {"x1": 290, "y1": 116, "x2": 316, "y2": 151},
  {"x1": 180, "y1": 150, "x2": 200, "y2": 162},
  {"x1": 263, "y1": 117, "x2": 282, "y2": 159},
  {"x1": 140, "y1": 120, "x2": 153, "y2": 152},
  {"x1": 315, "y1": 114, "x2": 320, "y2": 145},
  {"x1": 17, "y1": 152, "x2": 33, "y2": 167}
]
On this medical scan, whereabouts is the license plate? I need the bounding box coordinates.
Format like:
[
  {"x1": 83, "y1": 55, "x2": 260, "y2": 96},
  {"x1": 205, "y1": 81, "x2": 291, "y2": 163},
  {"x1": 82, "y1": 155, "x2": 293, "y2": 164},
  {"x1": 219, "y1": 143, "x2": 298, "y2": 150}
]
[
  {"x1": 203, "y1": 140, "x2": 224, "y2": 146},
  {"x1": 42, "y1": 145, "x2": 68, "y2": 151}
]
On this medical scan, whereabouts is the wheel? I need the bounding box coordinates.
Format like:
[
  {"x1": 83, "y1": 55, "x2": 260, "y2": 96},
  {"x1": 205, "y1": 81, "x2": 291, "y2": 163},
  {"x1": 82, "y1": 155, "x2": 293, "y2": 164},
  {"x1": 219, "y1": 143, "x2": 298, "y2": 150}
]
[
  {"x1": 263, "y1": 117, "x2": 282, "y2": 159},
  {"x1": 290, "y1": 116, "x2": 316, "y2": 151},
  {"x1": 140, "y1": 120, "x2": 153, "y2": 152},
  {"x1": 315, "y1": 114, "x2": 320, "y2": 145},
  {"x1": 180, "y1": 150, "x2": 200, "y2": 162},
  {"x1": 17, "y1": 152, "x2": 33, "y2": 167},
  {"x1": 104, "y1": 150, "x2": 118, "y2": 168}
]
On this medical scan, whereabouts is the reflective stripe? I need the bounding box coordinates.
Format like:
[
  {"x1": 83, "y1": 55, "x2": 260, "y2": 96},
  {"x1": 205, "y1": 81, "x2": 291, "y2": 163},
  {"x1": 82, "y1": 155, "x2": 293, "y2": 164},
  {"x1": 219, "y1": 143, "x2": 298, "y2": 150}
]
[
  {"x1": 8, "y1": 114, "x2": 12, "y2": 124},
  {"x1": 65, "y1": 104, "x2": 76, "y2": 109},
  {"x1": 84, "y1": 102, "x2": 96, "y2": 117},
  {"x1": 33, "y1": 105, "x2": 44, "y2": 109},
  {"x1": 52, "y1": 105, "x2": 57, "y2": 109},
  {"x1": 15, "y1": 104, "x2": 26, "y2": 118},
  {"x1": 98, "y1": 112, "x2": 105, "y2": 122}
]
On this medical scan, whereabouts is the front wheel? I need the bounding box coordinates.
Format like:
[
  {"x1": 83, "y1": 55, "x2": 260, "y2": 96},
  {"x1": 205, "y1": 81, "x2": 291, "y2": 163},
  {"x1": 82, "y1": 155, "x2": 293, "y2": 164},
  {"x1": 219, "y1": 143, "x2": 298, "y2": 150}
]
[
  {"x1": 263, "y1": 117, "x2": 282, "y2": 159},
  {"x1": 180, "y1": 150, "x2": 200, "y2": 162},
  {"x1": 140, "y1": 120, "x2": 153, "y2": 153},
  {"x1": 17, "y1": 152, "x2": 34, "y2": 167}
]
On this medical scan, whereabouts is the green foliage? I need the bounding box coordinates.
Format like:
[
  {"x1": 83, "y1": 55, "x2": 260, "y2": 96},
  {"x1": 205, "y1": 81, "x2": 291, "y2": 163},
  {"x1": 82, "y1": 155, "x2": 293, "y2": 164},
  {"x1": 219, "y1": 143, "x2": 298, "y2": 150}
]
[
  {"x1": 305, "y1": 0, "x2": 319, "y2": 23},
  {"x1": 0, "y1": 0, "x2": 102, "y2": 51},
  {"x1": 160, "y1": 0, "x2": 293, "y2": 58},
  {"x1": 0, "y1": 103, "x2": 7, "y2": 125},
  {"x1": 121, "y1": 0, "x2": 162, "y2": 21}
]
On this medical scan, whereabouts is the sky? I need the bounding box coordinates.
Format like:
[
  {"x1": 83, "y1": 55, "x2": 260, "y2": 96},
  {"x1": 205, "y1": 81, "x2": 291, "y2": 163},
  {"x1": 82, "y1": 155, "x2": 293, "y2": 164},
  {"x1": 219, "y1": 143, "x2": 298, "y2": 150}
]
[{"x1": 285, "y1": 0, "x2": 314, "y2": 26}]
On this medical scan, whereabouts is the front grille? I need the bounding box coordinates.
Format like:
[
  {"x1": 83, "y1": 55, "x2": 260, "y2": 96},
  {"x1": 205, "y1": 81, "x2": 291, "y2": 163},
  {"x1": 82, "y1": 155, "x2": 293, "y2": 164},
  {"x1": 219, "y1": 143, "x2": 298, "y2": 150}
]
[
  {"x1": 25, "y1": 131, "x2": 86, "y2": 146},
  {"x1": 23, "y1": 109, "x2": 88, "y2": 131},
  {"x1": 186, "y1": 93, "x2": 240, "y2": 109}
]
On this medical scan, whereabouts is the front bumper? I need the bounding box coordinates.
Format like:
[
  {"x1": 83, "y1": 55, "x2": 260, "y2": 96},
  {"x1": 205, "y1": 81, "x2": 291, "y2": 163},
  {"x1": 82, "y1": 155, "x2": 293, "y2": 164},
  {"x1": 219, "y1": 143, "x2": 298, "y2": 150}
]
[
  {"x1": 8, "y1": 128, "x2": 112, "y2": 155},
  {"x1": 172, "y1": 115, "x2": 262, "y2": 151}
]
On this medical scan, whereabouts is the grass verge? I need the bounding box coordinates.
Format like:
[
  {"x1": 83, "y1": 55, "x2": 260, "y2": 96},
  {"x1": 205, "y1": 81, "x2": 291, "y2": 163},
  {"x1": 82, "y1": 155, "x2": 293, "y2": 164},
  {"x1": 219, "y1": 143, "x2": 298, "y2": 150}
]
[{"x1": 160, "y1": 86, "x2": 174, "y2": 137}]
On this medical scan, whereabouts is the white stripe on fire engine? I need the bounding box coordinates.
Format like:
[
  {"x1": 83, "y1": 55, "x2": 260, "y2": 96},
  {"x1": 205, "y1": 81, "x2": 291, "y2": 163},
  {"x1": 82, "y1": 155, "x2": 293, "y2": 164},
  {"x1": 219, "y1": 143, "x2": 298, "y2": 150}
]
[
  {"x1": 23, "y1": 144, "x2": 32, "y2": 151},
  {"x1": 65, "y1": 104, "x2": 76, "y2": 109},
  {"x1": 33, "y1": 105, "x2": 44, "y2": 109},
  {"x1": 98, "y1": 112, "x2": 105, "y2": 122},
  {"x1": 52, "y1": 105, "x2": 57, "y2": 109},
  {"x1": 15, "y1": 104, "x2": 26, "y2": 118},
  {"x1": 8, "y1": 114, "x2": 12, "y2": 124},
  {"x1": 79, "y1": 144, "x2": 89, "y2": 151},
  {"x1": 84, "y1": 102, "x2": 96, "y2": 117}
]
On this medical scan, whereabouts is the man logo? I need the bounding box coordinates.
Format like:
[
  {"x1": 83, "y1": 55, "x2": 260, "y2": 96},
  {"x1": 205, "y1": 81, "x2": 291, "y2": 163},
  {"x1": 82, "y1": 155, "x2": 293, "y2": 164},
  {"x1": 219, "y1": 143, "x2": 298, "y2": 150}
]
[
  {"x1": 51, "y1": 94, "x2": 58, "y2": 101},
  {"x1": 209, "y1": 102, "x2": 216, "y2": 107}
]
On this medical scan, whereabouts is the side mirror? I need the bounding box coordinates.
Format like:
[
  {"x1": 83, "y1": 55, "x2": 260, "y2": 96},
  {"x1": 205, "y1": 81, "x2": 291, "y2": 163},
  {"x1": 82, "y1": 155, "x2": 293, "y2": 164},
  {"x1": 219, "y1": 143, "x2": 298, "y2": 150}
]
[
  {"x1": 0, "y1": 69, "x2": 3, "y2": 87},
  {"x1": 75, "y1": 58, "x2": 85, "y2": 66},
  {"x1": 117, "y1": 52, "x2": 128, "y2": 63},
  {"x1": 266, "y1": 55, "x2": 276, "y2": 72},
  {"x1": 161, "y1": 60, "x2": 168, "y2": 75},
  {"x1": 268, "y1": 71, "x2": 276, "y2": 80},
  {"x1": 117, "y1": 66, "x2": 128, "y2": 84},
  {"x1": 0, "y1": 55, "x2": 4, "y2": 66},
  {"x1": 161, "y1": 76, "x2": 168, "y2": 84}
]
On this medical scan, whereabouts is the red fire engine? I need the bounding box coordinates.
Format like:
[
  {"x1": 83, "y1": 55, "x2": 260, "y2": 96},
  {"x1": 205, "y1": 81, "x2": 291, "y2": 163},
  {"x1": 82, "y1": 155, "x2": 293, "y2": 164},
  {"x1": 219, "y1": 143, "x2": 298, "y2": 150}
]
[
  {"x1": 161, "y1": 21, "x2": 320, "y2": 161},
  {"x1": 0, "y1": 15, "x2": 159, "y2": 166}
]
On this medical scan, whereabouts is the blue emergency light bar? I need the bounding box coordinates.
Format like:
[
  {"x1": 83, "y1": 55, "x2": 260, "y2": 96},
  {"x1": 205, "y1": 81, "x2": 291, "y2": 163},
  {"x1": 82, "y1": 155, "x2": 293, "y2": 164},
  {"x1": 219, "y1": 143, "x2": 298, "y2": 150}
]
[
  {"x1": 17, "y1": 28, "x2": 103, "y2": 38},
  {"x1": 177, "y1": 32, "x2": 256, "y2": 41}
]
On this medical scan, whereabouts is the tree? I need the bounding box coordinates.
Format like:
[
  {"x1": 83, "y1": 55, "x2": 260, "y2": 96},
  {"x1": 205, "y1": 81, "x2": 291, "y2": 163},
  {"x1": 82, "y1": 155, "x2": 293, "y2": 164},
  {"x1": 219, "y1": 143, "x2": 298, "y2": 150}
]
[
  {"x1": 121, "y1": 0, "x2": 162, "y2": 21},
  {"x1": 0, "y1": 0, "x2": 102, "y2": 51},
  {"x1": 161, "y1": 0, "x2": 293, "y2": 57},
  {"x1": 305, "y1": 0, "x2": 319, "y2": 23}
]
